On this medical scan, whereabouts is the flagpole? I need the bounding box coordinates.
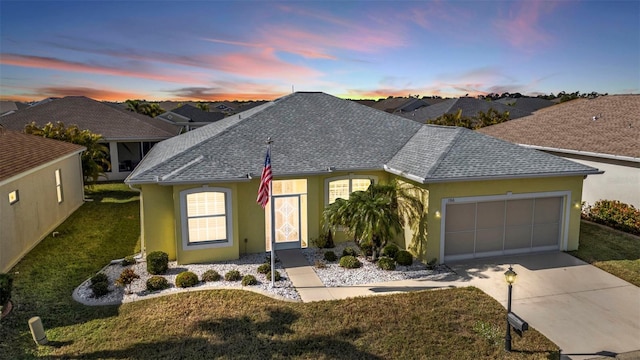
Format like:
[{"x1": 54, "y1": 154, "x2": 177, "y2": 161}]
[{"x1": 267, "y1": 137, "x2": 275, "y2": 287}]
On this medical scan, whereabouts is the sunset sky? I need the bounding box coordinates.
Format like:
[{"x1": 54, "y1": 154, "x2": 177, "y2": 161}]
[{"x1": 1, "y1": 1, "x2": 638, "y2": 102}]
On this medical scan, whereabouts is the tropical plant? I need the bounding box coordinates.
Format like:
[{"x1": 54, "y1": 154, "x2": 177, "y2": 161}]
[
  {"x1": 196, "y1": 103, "x2": 210, "y2": 112},
  {"x1": 124, "y1": 99, "x2": 165, "y2": 117},
  {"x1": 24, "y1": 121, "x2": 110, "y2": 184},
  {"x1": 323, "y1": 180, "x2": 425, "y2": 260}
]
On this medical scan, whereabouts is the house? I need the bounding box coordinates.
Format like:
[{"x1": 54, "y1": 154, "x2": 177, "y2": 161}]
[
  {"x1": 0, "y1": 101, "x2": 29, "y2": 117},
  {"x1": 125, "y1": 92, "x2": 600, "y2": 265},
  {"x1": 478, "y1": 94, "x2": 640, "y2": 208},
  {"x1": 0, "y1": 127, "x2": 85, "y2": 272},
  {"x1": 495, "y1": 97, "x2": 555, "y2": 113},
  {"x1": 399, "y1": 97, "x2": 532, "y2": 123},
  {"x1": 0, "y1": 96, "x2": 180, "y2": 181},
  {"x1": 156, "y1": 104, "x2": 226, "y2": 132}
]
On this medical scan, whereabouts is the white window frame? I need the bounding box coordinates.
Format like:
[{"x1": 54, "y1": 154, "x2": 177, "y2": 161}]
[
  {"x1": 180, "y1": 187, "x2": 233, "y2": 250},
  {"x1": 324, "y1": 174, "x2": 378, "y2": 205},
  {"x1": 55, "y1": 169, "x2": 63, "y2": 203}
]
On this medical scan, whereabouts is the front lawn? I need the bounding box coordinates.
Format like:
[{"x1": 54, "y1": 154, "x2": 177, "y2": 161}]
[
  {"x1": 0, "y1": 184, "x2": 558, "y2": 359},
  {"x1": 570, "y1": 221, "x2": 640, "y2": 286}
]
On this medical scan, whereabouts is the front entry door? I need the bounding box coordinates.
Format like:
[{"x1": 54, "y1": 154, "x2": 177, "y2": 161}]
[{"x1": 272, "y1": 195, "x2": 302, "y2": 250}]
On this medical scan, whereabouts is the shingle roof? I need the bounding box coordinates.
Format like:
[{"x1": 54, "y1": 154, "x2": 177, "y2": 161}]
[
  {"x1": 495, "y1": 97, "x2": 555, "y2": 113},
  {"x1": 0, "y1": 96, "x2": 180, "y2": 140},
  {"x1": 477, "y1": 95, "x2": 640, "y2": 160},
  {"x1": 0, "y1": 128, "x2": 85, "y2": 182},
  {"x1": 169, "y1": 104, "x2": 226, "y2": 123},
  {"x1": 399, "y1": 97, "x2": 531, "y2": 123},
  {"x1": 126, "y1": 92, "x2": 600, "y2": 185}
]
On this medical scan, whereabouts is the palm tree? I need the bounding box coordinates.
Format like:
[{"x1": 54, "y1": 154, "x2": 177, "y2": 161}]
[{"x1": 323, "y1": 180, "x2": 425, "y2": 260}]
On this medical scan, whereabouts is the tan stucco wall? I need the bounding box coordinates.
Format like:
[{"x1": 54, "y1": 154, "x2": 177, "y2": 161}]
[
  {"x1": 1, "y1": 153, "x2": 84, "y2": 272},
  {"x1": 416, "y1": 176, "x2": 585, "y2": 263},
  {"x1": 139, "y1": 184, "x2": 176, "y2": 259}
]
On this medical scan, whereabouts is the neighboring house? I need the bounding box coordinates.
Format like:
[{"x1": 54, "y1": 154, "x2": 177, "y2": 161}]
[
  {"x1": 495, "y1": 97, "x2": 555, "y2": 113},
  {"x1": 0, "y1": 101, "x2": 28, "y2": 117},
  {"x1": 478, "y1": 95, "x2": 640, "y2": 208},
  {"x1": 156, "y1": 104, "x2": 226, "y2": 132},
  {"x1": 125, "y1": 92, "x2": 600, "y2": 265},
  {"x1": 0, "y1": 127, "x2": 85, "y2": 272},
  {"x1": 399, "y1": 97, "x2": 532, "y2": 123},
  {"x1": 0, "y1": 96, "x2": 180, "y2": 181}
]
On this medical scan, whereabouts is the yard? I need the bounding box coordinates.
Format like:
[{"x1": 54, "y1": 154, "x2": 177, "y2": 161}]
[{"x1": 0, "y1": 184, "x2": 561, "y2": 359}]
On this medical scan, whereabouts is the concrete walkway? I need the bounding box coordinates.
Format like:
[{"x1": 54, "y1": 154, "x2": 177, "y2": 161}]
[{"x1": 277, "y1": 250, "x2": 640, "y2": 360}]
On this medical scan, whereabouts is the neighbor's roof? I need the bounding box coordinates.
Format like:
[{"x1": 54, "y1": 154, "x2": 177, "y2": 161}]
[
  {"x1": 478, "y1": 95, "x2": 640, "y2": 160},
  {"x1": 126, "y1": 92, "x2": 600, "y2": 185},
  {"x1": 399, "y1": 97, "x2": 531, "y2": 123},
  {"x1": 495, "y1": 97, "x2": 555, "y2": 113},
  {"x1": 0, "y1": 128, "x2": 85, "y2": 182},
  {"x1": 169, "y1": 104, "x2": 226, "y2": 123},
  {"x1": 0, "y1": 96, "x2": 180, "y2": 141}
]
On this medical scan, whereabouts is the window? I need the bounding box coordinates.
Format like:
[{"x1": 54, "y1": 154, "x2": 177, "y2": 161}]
[
  {"x1": 8, "y1": 190, "x2": 19, "y2": 205},
  {"x1": 55, "y1": 169, "x2": 63, "y2": 203},
  {"x1": 180, "y1": 188, "x2": 232, "y2": 248},
  {"x1": 325, "y1": 175, "x2": 377, "y2": 204}
]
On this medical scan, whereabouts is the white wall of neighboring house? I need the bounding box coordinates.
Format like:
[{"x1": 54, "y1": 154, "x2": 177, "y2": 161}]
[
  {"x1": 1, "y1": 153, "x2": 85, "y2": 272},
  {"x1": 560, "y1": 154, "x2": 640, "y2": 208}
]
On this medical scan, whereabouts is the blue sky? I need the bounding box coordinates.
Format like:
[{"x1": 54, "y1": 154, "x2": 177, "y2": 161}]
[{"x1": 1, "y1": 0, "x2": 638, "y2": 101}]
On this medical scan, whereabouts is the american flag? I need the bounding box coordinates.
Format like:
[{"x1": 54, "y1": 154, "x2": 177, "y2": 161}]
[{"x1": 257, "y1": 148, "x2": 272, "y2": 208}]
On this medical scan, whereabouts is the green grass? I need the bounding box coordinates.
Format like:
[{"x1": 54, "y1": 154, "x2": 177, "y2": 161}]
[
  {"x1": 570, "y1": 221, "x2": 640, "y2": 286},
  {"x1": 1, "y1": 184, "x2": 558, "y2": 359}
]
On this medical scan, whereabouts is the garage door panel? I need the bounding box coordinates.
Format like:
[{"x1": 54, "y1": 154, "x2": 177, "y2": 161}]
[
  {"x1": 444, "y1": 231, "x2": 474, "y2": 256},
  {"x1": 534, "y1": 197, "x2": 562, "y2": 224},
  {"x1": 477, "y1": 201, "x2": 505, "y2": 229},
  {"x1": 505, "y1": 226, "x2": 532, "y2": 250},
  {"x1": 533, "y1": 224, "x2": 560, "y2": 247},
  {"x1": 475, "y1": 228, "x2": 504, "y2": 253},
  {"x1": 506, "y1": 199, "x2": 534, "y2": 226},
  {"x1": 445, "y1": 203, "x2": 475, "y2": 232}
]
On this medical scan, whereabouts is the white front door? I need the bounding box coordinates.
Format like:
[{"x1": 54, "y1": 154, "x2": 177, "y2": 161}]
[{"x1": 265, "y1": 179, "x2": 308, "y2": 251}]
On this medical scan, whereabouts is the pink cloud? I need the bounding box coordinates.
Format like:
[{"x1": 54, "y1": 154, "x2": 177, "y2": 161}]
[
  {"x1": 0, "y1": 53, "x2": 204, "y2": 85},
  {"x1": 494, "y1": 1, "x2": 557, "y2": 49}
]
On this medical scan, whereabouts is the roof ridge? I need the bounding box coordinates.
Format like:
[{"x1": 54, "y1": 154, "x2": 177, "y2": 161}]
[{"x1": 424, "y1": 126, "x2": 464, "y2": 177}]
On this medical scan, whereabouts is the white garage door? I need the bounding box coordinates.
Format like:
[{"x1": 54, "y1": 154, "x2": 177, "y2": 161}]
[{"x1": 444, "y1": 196, "x2": 564, "y2": 262}]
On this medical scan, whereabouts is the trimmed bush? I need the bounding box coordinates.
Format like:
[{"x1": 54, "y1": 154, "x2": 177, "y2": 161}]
[
  {"x1": 382, "y1": 243, "x2": 400, "y2": 259},
  {"x1": 426, "y1": 258, "x2": 438, "y2": 270},
  {"x1": 225, "y1": 270, "x2": 242, "y2": 281},
  {"x1": 115, "y1": 269, "x2": 140, "y2": 293},
  {"x1": 257, "y1": 263, "x2": 271, "y2": 274},
  {"x1": 359, "y1": 242, "x2": 373, "y2": 257},
  {"x1": 175, "y1": 271, "x2": 199, "y2": 288},
  {"x1": 339, "y1": 255, "x2": 362, "y2": 269},
  {"x1": 241, "y1": 275, "x2": 258, "y2": 286},
  {"x1": 342, "y1": 247, "x2": 358, "y2": 258},
  {"x1": 582, "y1": 200, "x2": 640, "y2": 235},
  {"x1": 377, "y1": 257, "x2": 396, "y2": 271},
  {"x1": 323, "y1": 251, "x2": 337, "y2": 262},
  {"x1": 266, "y1": 270, "x2": 282, "y2": 281},
  {"x1": 395, "y1": 250, "x2": 413, "y2": 266},
  {"x1": 202, "y1": 269, "x2": 221, "y2": 282},
  {"x1": 121, "y1": 255, "x2": 136, "y2": 266},
  {"x1": 90, "y1": 272, "x2": 108, "y2": 286},
  {"x1": 89, "y1": 273, "x2": 109, "y2": 297},
  {"x1": 146, "y1": 276, "x2": 169, "y2": 291},
  {"x1": 147, "y1": 251, "x2": 169, "y2": 275}
]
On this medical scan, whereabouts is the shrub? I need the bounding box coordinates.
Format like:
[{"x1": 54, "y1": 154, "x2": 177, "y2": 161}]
[
  {"x1": 314, "y1": 260, "x2": 326, "y2": 269},
  {"x1": 241, "y1": 274, "x2": 258, "y2": 286},
  {"x1": 324, "y1": 251, "x2": 337, "y2": 262},
  {"x1": 202, "y1": 269, "x2": 221, "y2": 282},
  {"x1": 147, "y1": 251, "x2": 169, "y2": 275},
  {"x1": 115, "y1": 268, "x2": 140, "y2": 293},
  {"x1": 121, "y1": 255, "x2": 136, "y2": 266},
  {"x1": 89, "y1": 273, "x2": 110, "y2": 297},
  {"x1": 175, "y1": 271, "x2": 199, "y2": 288},
  {"x1": 90, "y1": 281, "x2": 110, "y2": 298},
  {"x1": 0, "y1": 274, "x2": 13, "y2": 306},
  {"x1": 395, "y1": 250, "x2": 413, "y2": 266},
  {"x1": 266, "y1": 270, "x2": 282, "y2": 281},
  {"x1": 339, "y1": 255, "x2": 362, "y2": 269},
  {"x1": 225, "y1": 270, "x2": 242, "y2": 281},
  {"x1": 342, "y1": 247, "x2": 358, "y2": 258},
  {"x1": 582, "y1": 200, "x2": 640, "y2": 235},
  {"x1": 257, "y1": 263, "x2": 271, "y2": 274},
  {"x1": 377, "y1": 257, "x2": 396, "y2": 271},
  {"x1": 146, "y1": 276, "x2": 169, "y2": 291},
  {"x1": 426, "y1": 258, "x2": 438, "y2": 270},
  {"x1": 359, "y1": 242, "x2": 373, "y2": 257},
  {"x1": 382, "y1": 243, "x2": 400, "y2": 259}
]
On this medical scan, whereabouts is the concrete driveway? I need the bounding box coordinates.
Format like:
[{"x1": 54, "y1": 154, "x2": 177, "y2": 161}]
[{"x1": 447, "y1": 252, "x2": 640, "y2": 359}]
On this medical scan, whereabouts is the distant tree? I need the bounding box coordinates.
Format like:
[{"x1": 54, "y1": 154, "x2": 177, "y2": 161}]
[
  {"x1": 125, "y1": 99, "x2": 165, "y2": 117},
  {"x1": 25, "y1": 121, "x2": 110, "y2": 184},
  {"x1": 125, "y1": 99, "x2": 143, "y2": 113},
  {"x1": 196, "y1": 103, "x2": 210, "y2": 112},
  {"x1": 474, "y1": 108, "x2": 510, "y2": 128},
  {"x1": 428, "y1": 109, "x2": 473, "y2": 129}
]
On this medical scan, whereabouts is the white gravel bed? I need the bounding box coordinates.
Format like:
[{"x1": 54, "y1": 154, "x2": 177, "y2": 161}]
[
  {"x1": 301, "y1": 242, "x2": 453, "y2": 287},
  {"x1": 73, "y1": 252, "x2": 300, "y2": 306}
]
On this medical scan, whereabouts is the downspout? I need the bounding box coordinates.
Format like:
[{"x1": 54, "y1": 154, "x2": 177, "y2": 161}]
[{"x1": 127, "y1": 183, "x2": 145, "y2": 258}]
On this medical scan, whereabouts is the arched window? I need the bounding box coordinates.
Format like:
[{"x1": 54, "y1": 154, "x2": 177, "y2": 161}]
[{"x1": 325, "y1": 175, "x2": 378, "y2": 205}]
